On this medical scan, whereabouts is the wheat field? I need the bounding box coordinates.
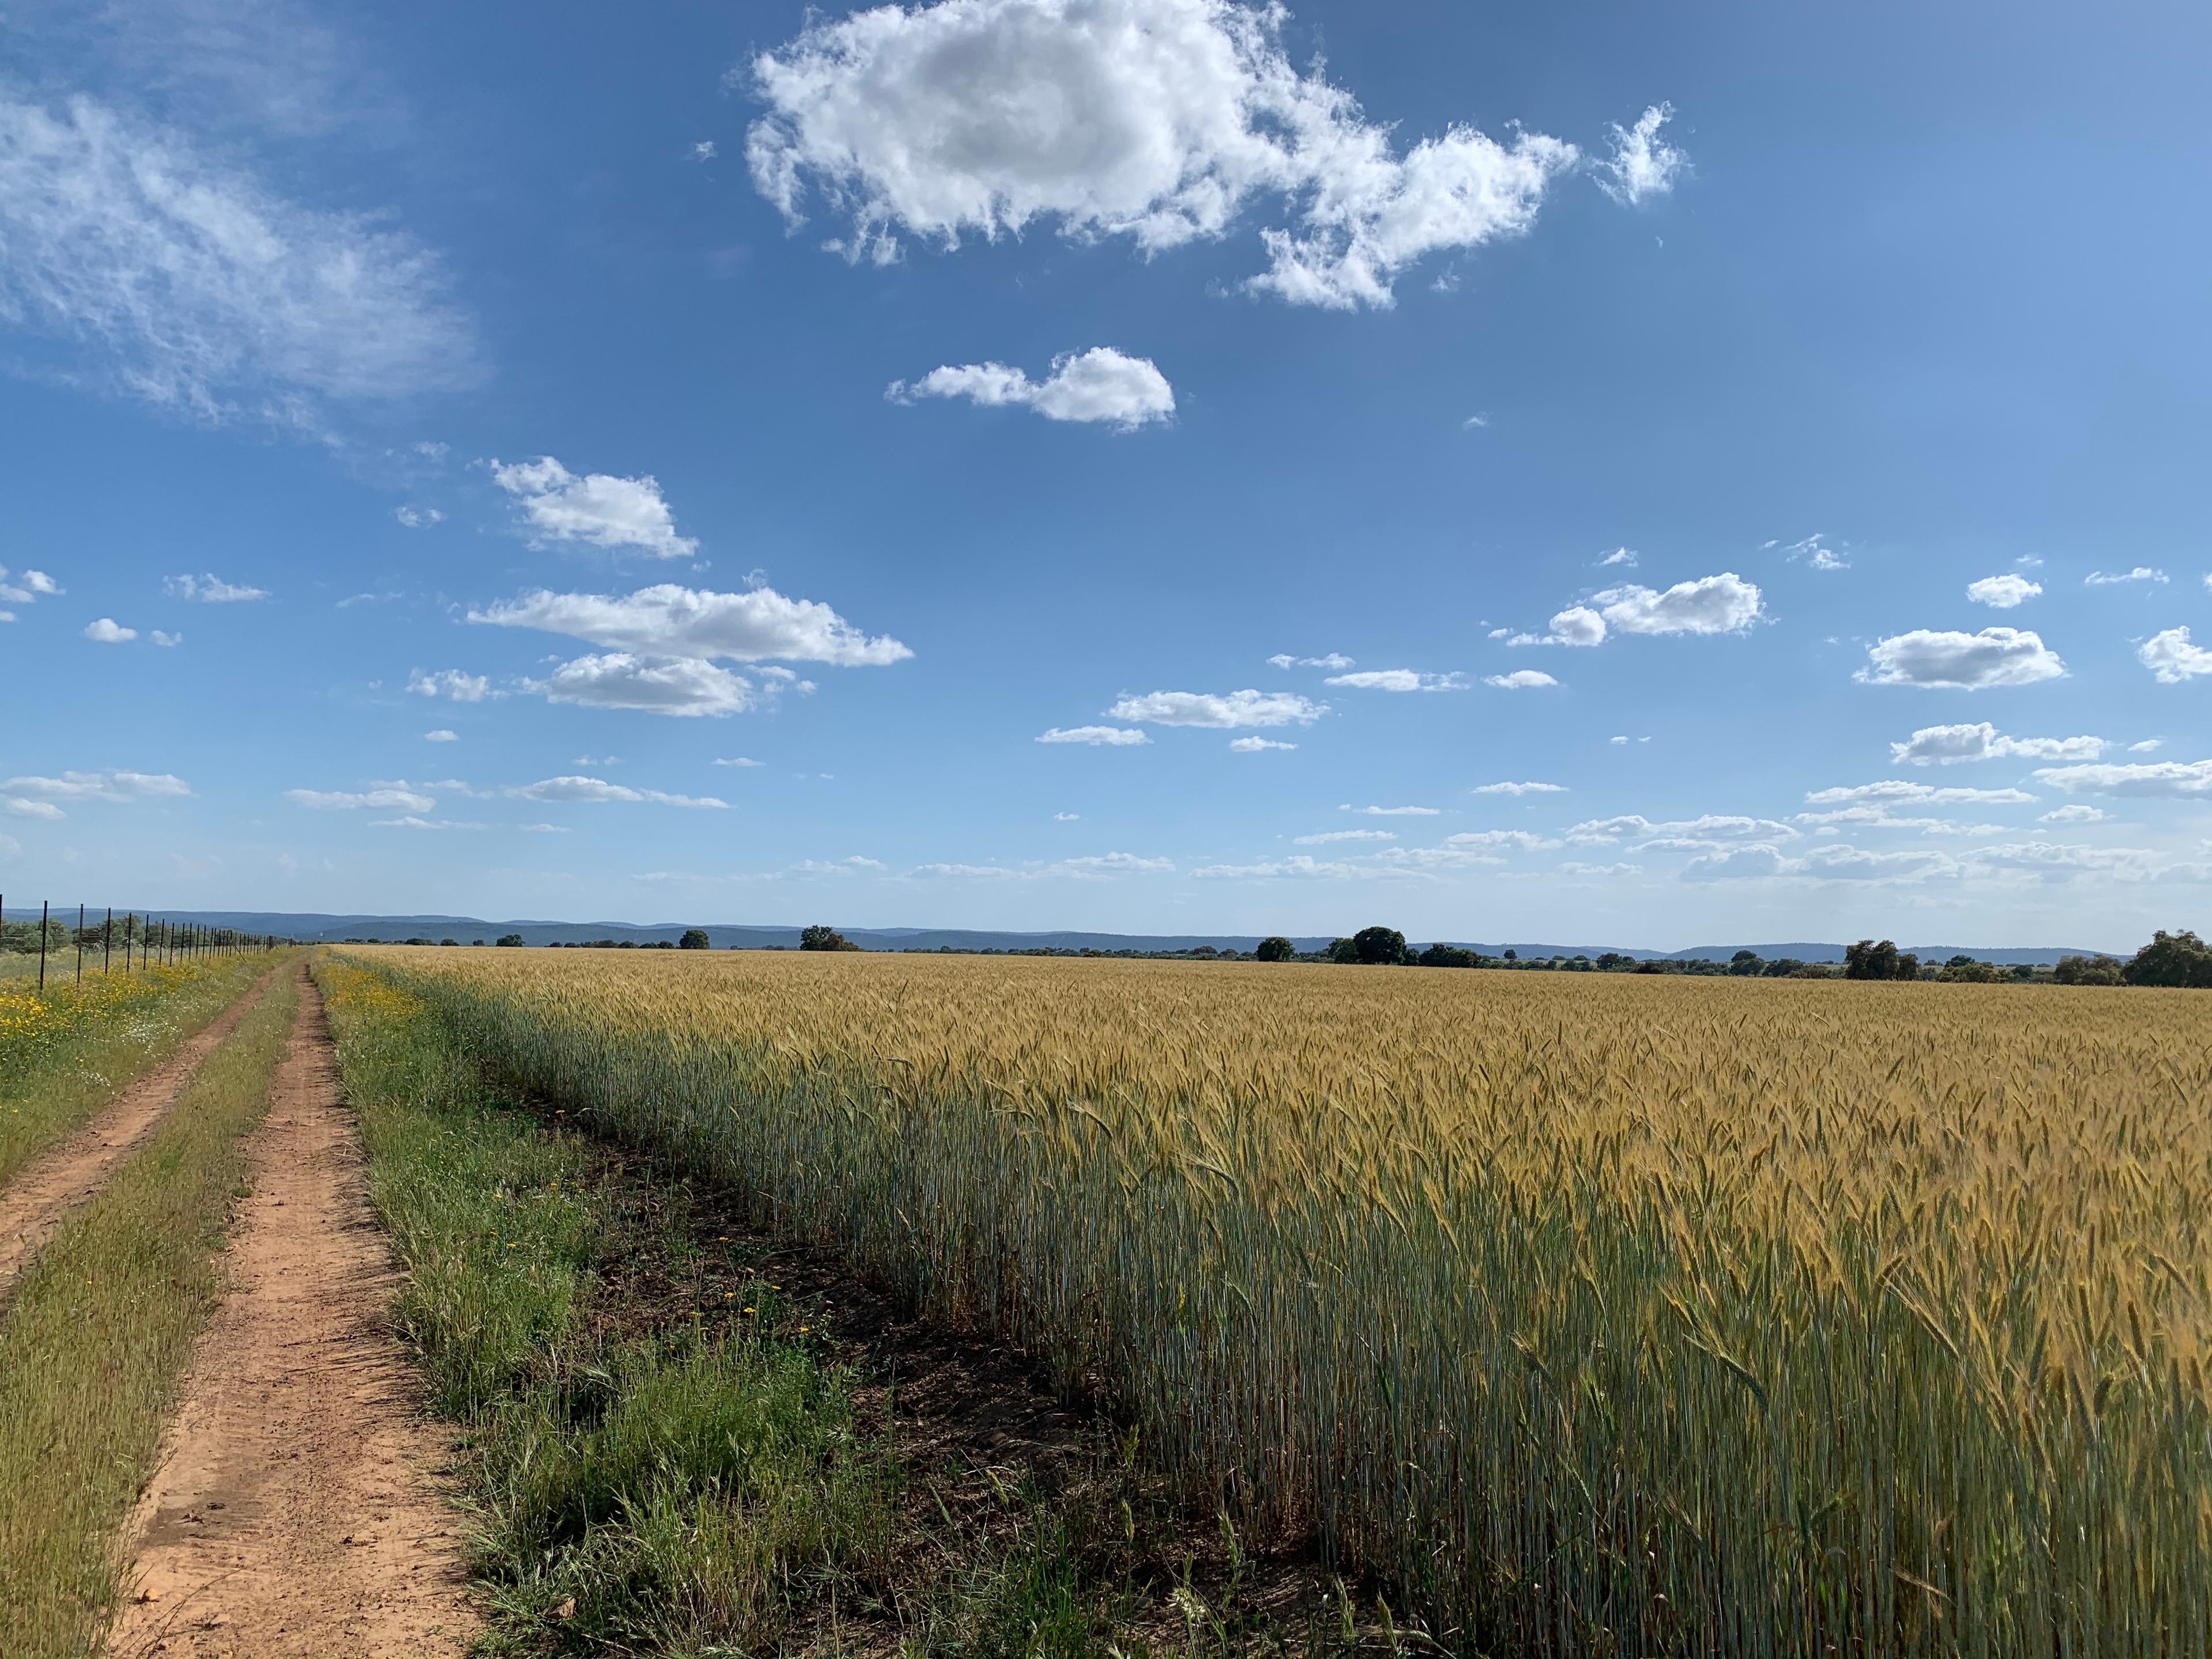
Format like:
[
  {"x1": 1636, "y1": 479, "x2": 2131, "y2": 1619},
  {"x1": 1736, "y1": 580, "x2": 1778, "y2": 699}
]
[{"x1": 346, "y1": 946, "x2": 2212, "y2": 1658}]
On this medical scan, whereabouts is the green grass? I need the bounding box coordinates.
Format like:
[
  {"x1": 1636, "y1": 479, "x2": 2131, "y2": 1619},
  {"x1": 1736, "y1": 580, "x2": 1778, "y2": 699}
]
[
  {"x1": 0, "y1": 954, "x2": 275, "y2": 1193},
  {"x1": 0, "y1": 963, "x2": 302, "y2": 1658}
]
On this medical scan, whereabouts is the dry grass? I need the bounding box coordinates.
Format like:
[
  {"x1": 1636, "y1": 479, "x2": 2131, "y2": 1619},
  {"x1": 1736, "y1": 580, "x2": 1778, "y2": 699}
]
[{"x1": 346, "y1": 946, "x2": 2212, "y2": 1658}]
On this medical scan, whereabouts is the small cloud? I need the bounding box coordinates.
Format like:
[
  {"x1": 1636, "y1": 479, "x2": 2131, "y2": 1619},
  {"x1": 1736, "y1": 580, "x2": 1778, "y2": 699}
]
[
  {"x1": 6, "y1": 798, "x2": 66, "y2": 820},
  {"x1": 149, "y1": 630, "x2": 181, "y2": 647},
  {"x1": 1609, "y1": 735, "x2": 1628, "y2": 745},
  {"x1": 2131, "y1": 739, "x2": 2164, "y2": 753},
  {"x1": 84, "y1": 617, "x2": 137, "y2": 643},
  {"x1": 890, "y1": 347, "x2": 1173, "y2": 429},
  {"x1": 1324, "y1": 669, "x2": 1464, "y2": 692},
  {"x1": 713, "y1": 756, "x2": 765, "y2": 767},
  {"x1": 694, "y1": 140, "x2": 718, "y2": 161},
  {"x1": 393, "y1": 506, "x2": 444, "y2": 529},
  {"x1": 1054, "y1": 812, "x2": 1080, "y2": 821},
  {"x1": 1597, "y1": 548, "x2": 1637, "y2": 567},
  {"x1": 2041, "y1": 805, "x2": 2108, "y2": 824},
  {"x1": 409, "y1": 668, "x2": 495, "y2": 702},
  {"x1": 2085, "y1": 567, "x2": 2168, "y2": 586},
  {"x1": 424, "y1": 729, "x2": 459, "y2": 743},
  {"x1": 1295, "y1": 828, "x2": 1394, "y2": 844},
  {"x1": 1781, "y1": 535, "x2": 1847, "y2": 571},
  {"x1": 1857, "y1": 628, "x2": 2065, "y2": 689},
  {"x1": 1484, "y1": 669, "x2": 1558, "y2": 689},
  {"x1": 165, "y1": 573, "x2": 267, "y2": 603},
  {"x1": 1473, "y1": 781, "x2": 1567, "y2": 796},
  {"x1": 0, "y1": 567, "x2": 62, "y2": 605},
  {"x1": 2139, "y1": 627, "x2": 2212, "y2": 684},
  {"x1": 1596, "y1": 103, "x2": 1688, "y2": 206},
  {"x1": 1461, "y1": 412, "x2": 1488, "y2": 429},
  {"x1": 1340, "y1": 804, "x2": 1440, "y2": 816},
  {"x1": 1037, "y1": 725, "x2": 1150, "y2": 746},
  {"x1": 1966, "y1": 574, "x2": 2041, "y2": 609},
  {"x1": 490, "y1": 455, "x2": 699, "y2": 559},
  {"x1": 1268, "y1": 653, "x2": 1353, "y2": 671},
  {"x1": 1229, "y1": 736, "x2": 1296, "y2": 752}
]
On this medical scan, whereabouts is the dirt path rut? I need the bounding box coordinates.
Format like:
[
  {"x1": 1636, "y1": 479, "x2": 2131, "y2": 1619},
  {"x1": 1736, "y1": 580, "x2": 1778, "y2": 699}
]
[
  {"x1": 104, "y1": 969, "x2": 477, "y2": 1658},
  {"x1": 0, "y1": 967, "x2": 283, "y2": 1304}
]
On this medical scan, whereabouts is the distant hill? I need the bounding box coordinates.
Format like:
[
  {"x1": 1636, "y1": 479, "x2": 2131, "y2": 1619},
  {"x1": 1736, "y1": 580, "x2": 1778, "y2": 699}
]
[{"x1": 0, "y1": 910, "x2": 2108, "y2": 965}]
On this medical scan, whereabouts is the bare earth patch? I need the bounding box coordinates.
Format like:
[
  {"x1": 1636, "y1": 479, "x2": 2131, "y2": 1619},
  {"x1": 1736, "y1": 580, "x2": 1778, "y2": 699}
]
[
  {"x1": 0, "y1": 967, "x2": 283, "y2": 1305},
  {"x1": 104, "y1": 972, "x2": 476, "y2": 1658}
]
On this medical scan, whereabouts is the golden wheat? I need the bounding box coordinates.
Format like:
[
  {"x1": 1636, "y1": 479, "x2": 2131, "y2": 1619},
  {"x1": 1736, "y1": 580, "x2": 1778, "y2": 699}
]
[{"x1": 344, "y1": 945, "x2": 2212, "y2": 1658}]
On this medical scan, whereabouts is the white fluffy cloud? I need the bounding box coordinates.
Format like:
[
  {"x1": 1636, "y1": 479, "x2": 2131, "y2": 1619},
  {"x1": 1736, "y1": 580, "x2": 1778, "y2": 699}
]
[
  {"x1": 1569, "y1": 813, "x2": 1799, "y2": 846},
  {"x1": 1472, "y1": 781, "x2": 1567, "y2": 796},
  {"x1": 1038, "y1": 725, "x2": 1149, "y2": 745},
  {"x1": 1508, "y1": 606, "x2": 1607, "y2": 647},
  {"x1": 408, "y1": 668, "x2": 493, "y2": 702},
  {"x1": 1889, "y1": 722, "x2": 2105, "y2": 765},
  {"x1": 83, "y1": 617, "x2": 136, "y2": 642},
  {"x1": 490, "y1": 457, "x2": 698, "y2": 559},
  {"x1": 1805, "y1": 781, "x2": 2035, "y2": 806},
  {"x1": 1106, "y1": 688, "x2": 1323, "y2": 728},
  {"x1": 1966, "y1": 574, "x2": 2041, "y2": 609},
  {"x1": 1679, "y1": 843, "x2": 1797, "y2": 881},
  {"x1": 507, "y1": 776, "x2": 729, "y2": 807},
  {"x1": 2139, "y1": 627, "x2": 2212, "y2": 684},
  {"x1": 1267, "y1": 652, "x2": 1353, "y2": 669},
  {"x1": 424, "y1": 729, "x2": 458, "y2": 743},
  {"x1": 1592, "y1": 574, "x2": 1763, "y2": 636},
  {"x1": 890, "y1": 347, "x2": 1173, "y2": 428},
  {"x1": 1858, "y1": 627, "x2": 2066, "y2": 688},
  {"x1": 1228, "y1": 736, "x2": 1296, "y2": 752},
  {"x1": 165, "y1": 573, "x2": 267, "y2": 603},
  {"x1": 744, "y1": 0, "x2": 1604, "y2": 308},
  {"x1": 1594, "y1": 104, "x2": 1687, "y2": 205},
  {"x1": 2033, "y1": 760, "x2": 2212, "y2": 798},
  {"x1": 470, "y1": 584, "x2": 910, "y2": 666},
  {"x1": 0, "y1": 94, "x2": 472, "y2": 422},
  {"x1": 0, "y1": 567, "x2": 61, "y2": 613},
  {"x1": 4, "y1": 797, "x2": 65, "y2": 820},
  {"x1": 2085, "y1": 567, "x2": 2166, "y2": 586},
  {"x1": 2041, "y1": 804, "x2": 2108, "y2": 824},
  {"x1": 529, "y1": 654, "x2": 757, "y2": 718},
  {"x1": 287, "y1": 785, "x2": 435, "y2": 810},
  {"x1": 1484, "y1": 669, "x2": 1557, "y2": 689},
  {"x1": 1324, "y1": 669, "x2": 1464, "y2": 692}
]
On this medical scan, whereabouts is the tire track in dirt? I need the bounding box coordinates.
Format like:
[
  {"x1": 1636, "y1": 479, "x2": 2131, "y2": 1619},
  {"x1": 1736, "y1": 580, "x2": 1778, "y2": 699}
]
[
  {"x1": 0, "y1": 965, "x2": 286, "y2": 1305},
  {"x1": 104, "y1": 968, "x2": 476, "y2": 1659}
]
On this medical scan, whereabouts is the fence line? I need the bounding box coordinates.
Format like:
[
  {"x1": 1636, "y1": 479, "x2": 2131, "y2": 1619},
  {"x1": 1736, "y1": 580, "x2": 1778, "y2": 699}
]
[{"x1": 0, "y1": 896, "x2": 290, "y2": 995}]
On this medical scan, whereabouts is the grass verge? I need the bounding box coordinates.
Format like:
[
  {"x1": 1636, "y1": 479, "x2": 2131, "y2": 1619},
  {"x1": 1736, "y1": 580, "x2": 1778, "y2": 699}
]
[
  {"x1": 0, "y1": 954, "x2": 276, "y2": 1192},
  {"x1": 318, "y1": 960, "x2": 1363, "y2": 1659},
  {"x1": 0, "y1": 960, "x2": 302, "y2": 1657}
]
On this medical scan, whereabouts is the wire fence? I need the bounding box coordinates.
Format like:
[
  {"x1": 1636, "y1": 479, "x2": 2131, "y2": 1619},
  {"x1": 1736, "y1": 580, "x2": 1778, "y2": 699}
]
[{"x1": 0, "y1": 896, "x2": 291, "y2": 995}]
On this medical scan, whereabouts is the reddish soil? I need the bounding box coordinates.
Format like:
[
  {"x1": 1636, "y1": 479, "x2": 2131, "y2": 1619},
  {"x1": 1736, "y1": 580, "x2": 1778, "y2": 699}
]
[
  {"x1": 104, "y1": 971, "x2": 476, "y2": 1658},
  {"x1": 0, "y1": 967, "x2": 283, "y2": 1305}
]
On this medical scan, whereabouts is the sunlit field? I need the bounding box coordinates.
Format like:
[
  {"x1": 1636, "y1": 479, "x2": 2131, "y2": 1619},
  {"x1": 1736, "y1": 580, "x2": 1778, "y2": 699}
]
[{"x1": 346, "y1": 945, "x2": 2212, "y2": 1659}]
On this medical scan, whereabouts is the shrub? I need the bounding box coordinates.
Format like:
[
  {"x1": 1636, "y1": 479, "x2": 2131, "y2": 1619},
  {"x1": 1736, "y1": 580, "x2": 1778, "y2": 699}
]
[
  {"x1": 679, "y1": 929, "x2": 712, "y2": 952},
  {"x1": 2054, "y1": 954, "x2": 2126, "y2": 986},
  {"x1": 497, "y1": 934, "x2": 525, "y2": 948},
  {"x1": 798, "y1": 925, "x2": 860, "y2": 953},
  {"x1": 1254, "y1": 936, "x2": 1296, "y2": 963}
]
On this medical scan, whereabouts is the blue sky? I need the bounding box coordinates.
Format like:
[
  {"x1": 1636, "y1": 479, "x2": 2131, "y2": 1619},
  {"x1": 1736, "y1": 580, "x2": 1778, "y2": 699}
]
[{"x1": 3, "y1": 0, "x2": 2209, "y2": 948}]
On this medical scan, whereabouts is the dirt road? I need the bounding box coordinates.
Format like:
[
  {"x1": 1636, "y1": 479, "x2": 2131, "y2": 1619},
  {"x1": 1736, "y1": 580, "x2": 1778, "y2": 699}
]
[
  {"x1": 104, "y1": 969, "x2": 476, "y2": 1658},
  {"x1": 0, "y1": 967, "x2": 283, "y2": 1304}
]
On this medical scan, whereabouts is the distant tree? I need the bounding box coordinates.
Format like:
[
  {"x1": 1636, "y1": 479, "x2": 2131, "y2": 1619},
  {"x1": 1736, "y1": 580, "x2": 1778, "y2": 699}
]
[
  {"x1": 1501, "y1": 948, "x2": 1518, "y2": 962},
  {"x1": 496, "y1": 934, "x2": 525, "y2": 948},
  {"x1": 800, "y1": 924, "x2": 861, "y2": 952},
  {"x1": 679, "y1": 928, "x2": 712, "y2": 951},
  {"x1": 471, "y1": 939, "x2": 486, "y2": 946},
  {"x1": 1418, "y1": 943, "x2": 1478, "y2": 968},
  {"x1": 1728, "y1": 949, "x2": 1764, "y2": 976},
  {"x1": 2053, "y1": 953, "x2": 2126, "y2": 986},
  {"x1": 406, "y1": 936, "x2": 434, "y2": 945},
  {"x1": 1894, "y1": 952, "x2": 1921, "y2": 980},
  {"x1": 2124, "y1": 929, "x2": 2212, "y2": 988},
  {"x1": 1843, "y1": 939, "x2": 1900, "y2": 980},
  {"x1": 1346, "y1": 926, "x2": 1412, "y2": 965},
  {"x1": 1762, "y1": 958, "x2": 1805, "y2": 978},
  {"x1": 1937, "y1": 958, "x2": 2003, "y2": 983},
  {"x1": 1255, "y1": 936, "x2": 1296, "y2": 962}
]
